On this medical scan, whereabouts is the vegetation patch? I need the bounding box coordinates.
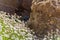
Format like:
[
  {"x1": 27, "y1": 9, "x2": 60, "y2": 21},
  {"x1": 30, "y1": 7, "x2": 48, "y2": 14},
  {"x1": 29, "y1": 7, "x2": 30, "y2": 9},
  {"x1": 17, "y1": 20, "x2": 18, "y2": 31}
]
[{"x1": 0, "y1": 11, "x2": 34, "y2": 40}]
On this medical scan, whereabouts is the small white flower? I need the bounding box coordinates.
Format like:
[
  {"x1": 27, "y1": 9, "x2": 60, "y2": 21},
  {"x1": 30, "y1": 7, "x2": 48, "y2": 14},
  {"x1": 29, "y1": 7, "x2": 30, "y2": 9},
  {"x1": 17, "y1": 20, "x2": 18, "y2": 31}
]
[
  {"x1": 11, "y1": 35, "x2": 16, "y2": 39},
  {"x1": 0, "y1": 36, "x2": 2, "y2": 40},
  {"x1": 57, "y1": 36, "x2": 60, "y2": 40},
  {"x1": 26, "y1": 33, "x2": 33, "y2": 37},
  {"x1": 26, "y1": 38, "x2": 33, "y2": 40},
  {"x1": 20, "y1": 32, "x2": 26, "y2": 36},
  {"x1": 0, "y1": 25, "x2": 2, "y2": 31},
  {"x1": 15, "y1": 37, "x2": 19, "y2": 40},
  {"x1": 14, "y1": 27, "x2": 16, "y2": 30},
  {"x1": 5, "y1": 25, "x2": 9, "y2": 27},
  {"x1": 14, "y1": 31, "x2": 17, "y2": 34},
  {"x1": 43, "y1": 38, "x2": 47, "y2": 40},
  {"x1": 4, "y1": 34, "x2": 9, "y2": 38}
]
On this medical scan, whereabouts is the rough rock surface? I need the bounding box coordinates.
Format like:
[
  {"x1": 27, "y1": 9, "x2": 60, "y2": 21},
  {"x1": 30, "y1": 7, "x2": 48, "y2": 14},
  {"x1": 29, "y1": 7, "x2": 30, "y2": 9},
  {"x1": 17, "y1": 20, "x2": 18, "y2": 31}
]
[
  {"x1": 29, "y1": 0, "x2": 60, "y2": 38},
  {"x1": 16, "y1": 0, "x2": 32, "y2": 18},
  {"x1": 0, "y1": 0, "x2": 32, "y2": 16},
  {"x1": 16, "y1": 0, "x2": 32, "y2": 21},
  {"x1": 0, "y1": 0, "x2": 18, "y2": 13},
  {"x1": 0, "y1": 0, "x2": 32, "y2": 21}
]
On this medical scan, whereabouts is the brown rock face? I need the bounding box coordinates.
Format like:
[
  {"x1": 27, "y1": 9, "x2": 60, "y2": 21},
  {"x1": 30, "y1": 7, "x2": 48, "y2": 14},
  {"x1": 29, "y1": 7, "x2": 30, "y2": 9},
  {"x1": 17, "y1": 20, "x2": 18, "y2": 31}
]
[
  {"x1": 29, "y1": 0, "x2": 60, "y2": 37},
  {"x1": 0, "y1": 0, "x2": 18, "y2": 13},
  {"x1": 16, "y1": 0, "x2": 32, "y2": 16},
  {"x1": 0, "y1": 0, "x2": 32, "y2": 16}
]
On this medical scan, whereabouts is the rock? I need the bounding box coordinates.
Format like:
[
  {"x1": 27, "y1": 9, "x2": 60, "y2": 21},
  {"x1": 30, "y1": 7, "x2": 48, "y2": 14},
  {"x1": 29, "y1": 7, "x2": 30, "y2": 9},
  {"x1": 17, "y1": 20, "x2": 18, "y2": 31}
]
[
  {"x1": 16, "y1": 0, "x2": 32, "y2": 21},
  {"x1": 16, "y1": 0, "x2": 32, "y2": 15},
  {"x1": 0, "y1": 0, "x2": 32, "y2": 16},
  {"x1": 29, "y1": 0, "x2": 60, "y2": 38},
  {"x1": 0, "y1": 0, "x2": 19, "y2": 14}
]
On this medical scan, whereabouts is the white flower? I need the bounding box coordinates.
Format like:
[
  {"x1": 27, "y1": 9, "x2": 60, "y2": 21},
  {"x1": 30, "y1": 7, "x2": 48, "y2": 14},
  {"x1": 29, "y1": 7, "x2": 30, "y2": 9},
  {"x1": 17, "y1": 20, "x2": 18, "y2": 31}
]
[
  {"x1": 26, "y1": 38, "x2": 33, "y2": 40},
  {"x1": 14, "y1": 31, "x2": 17, "y2": 34},
  {"x1": 11, "y1": 35, "x2": 16, "y2": 39},
  {"x1": 4, "y1": 34, "x2": 9, "y2": 38},
  {"x1": 43, "y1": 38, "x2": 47, "y2": 40},
  {"x1": 15, "y1": 37, "x2": 19, "y2": 40},
  {"x1": 20, "y1": 32, "x2": 26, "y2": 36},
  {"x1": 57, "y1": 36, "x2": 60, "y2": 40},
  {"x1": 26, "y1": 33, "x2": 33, "y2": 37},
  {"x1": 0, "y1": 25, "x2": 2, "y2": 31},
  {"x1": 0, "y1": 36, "x2": 2, "y2": 40}
]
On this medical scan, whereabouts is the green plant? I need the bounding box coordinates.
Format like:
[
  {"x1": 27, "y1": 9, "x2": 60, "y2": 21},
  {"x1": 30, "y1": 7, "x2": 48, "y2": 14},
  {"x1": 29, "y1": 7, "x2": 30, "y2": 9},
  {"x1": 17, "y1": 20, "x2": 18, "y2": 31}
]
[{"x1": 0, "y1": 12, "x2": 33, "y2": 40}]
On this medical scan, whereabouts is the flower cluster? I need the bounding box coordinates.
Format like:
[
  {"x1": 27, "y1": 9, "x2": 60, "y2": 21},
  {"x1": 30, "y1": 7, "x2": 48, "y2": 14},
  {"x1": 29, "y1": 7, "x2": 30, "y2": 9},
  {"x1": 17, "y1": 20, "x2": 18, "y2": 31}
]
[{"x1": 0, "y1": 11, "x2": 35, "y2": 40}]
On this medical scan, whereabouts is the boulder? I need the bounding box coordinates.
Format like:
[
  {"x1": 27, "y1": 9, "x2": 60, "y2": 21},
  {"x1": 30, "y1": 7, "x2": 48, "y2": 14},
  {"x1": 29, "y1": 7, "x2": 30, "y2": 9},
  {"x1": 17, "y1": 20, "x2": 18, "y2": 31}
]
[
  {"x1": 16, "y1": 0, "x2": 32, "y2": 16},
  {"x1": 0, "y1": 0, "x2": 32, "y2": 16},
  {"x1": 0, "y1": 0, "x2": 19, "y2": 14},
  {"x1": 16, "y1": 0, "x2": 32, "y2": 21}
]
